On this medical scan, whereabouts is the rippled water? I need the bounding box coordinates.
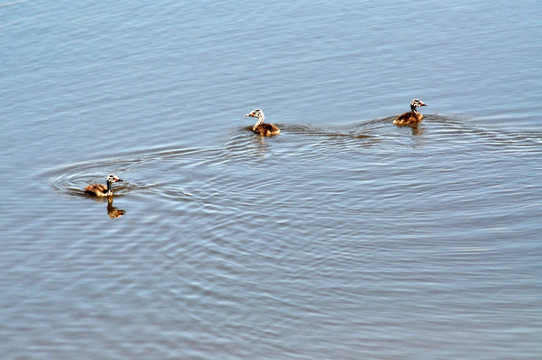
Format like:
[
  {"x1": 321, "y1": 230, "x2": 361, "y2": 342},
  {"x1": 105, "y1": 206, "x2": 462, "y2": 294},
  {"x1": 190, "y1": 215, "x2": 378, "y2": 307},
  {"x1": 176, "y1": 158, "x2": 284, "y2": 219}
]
[{"x1": 1, "y1": 1, "x2": 541, "y2": 359}]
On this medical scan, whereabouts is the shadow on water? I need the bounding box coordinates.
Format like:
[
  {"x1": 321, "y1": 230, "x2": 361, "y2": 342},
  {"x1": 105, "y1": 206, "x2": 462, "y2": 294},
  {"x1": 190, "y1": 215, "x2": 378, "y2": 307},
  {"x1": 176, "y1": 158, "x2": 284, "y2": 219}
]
[
  {"x1": 82, "y1": 196, "x2": 126, "y2": 219},
  {"x1": 105, "y1": 197, "x2": 126, "y2": 218},
  {"x1": 225, "y1": 127, "x2": 273, "y2": 159}
]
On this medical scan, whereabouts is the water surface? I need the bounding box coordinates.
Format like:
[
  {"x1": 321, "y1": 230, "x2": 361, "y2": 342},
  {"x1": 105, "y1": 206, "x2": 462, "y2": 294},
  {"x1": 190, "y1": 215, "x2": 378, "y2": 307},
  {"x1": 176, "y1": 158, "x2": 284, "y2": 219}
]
[{"x1": 1, "y1": 1, "x2": 541, "y2": 359}]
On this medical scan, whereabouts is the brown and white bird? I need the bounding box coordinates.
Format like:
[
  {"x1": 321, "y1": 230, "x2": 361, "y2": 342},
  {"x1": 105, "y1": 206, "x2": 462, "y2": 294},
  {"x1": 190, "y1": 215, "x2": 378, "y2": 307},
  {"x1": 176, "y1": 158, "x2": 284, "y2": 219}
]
[
  {"x1": 84, "y1": 174, "x2": 123, "y2": 197},
  {"x1": 393, "y1": 99, "x2": 427, "y2": 126},
  {"x1": 245, "y1": 109, "x2": 280, "y2": 136}
]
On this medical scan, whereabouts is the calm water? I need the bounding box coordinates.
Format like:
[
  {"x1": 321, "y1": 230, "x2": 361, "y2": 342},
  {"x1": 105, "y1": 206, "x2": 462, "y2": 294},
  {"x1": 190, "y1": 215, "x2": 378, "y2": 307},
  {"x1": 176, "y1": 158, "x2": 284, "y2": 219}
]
[{"x1": 1, "y1": 1, "x2": 541, "y2": 359}]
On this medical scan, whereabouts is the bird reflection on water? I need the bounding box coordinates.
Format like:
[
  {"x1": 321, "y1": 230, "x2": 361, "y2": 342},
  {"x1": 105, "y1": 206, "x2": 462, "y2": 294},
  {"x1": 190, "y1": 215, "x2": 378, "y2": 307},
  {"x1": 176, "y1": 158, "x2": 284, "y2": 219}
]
[{"x1": 106, "y1": 197, "x2": 125, "y2": 219}]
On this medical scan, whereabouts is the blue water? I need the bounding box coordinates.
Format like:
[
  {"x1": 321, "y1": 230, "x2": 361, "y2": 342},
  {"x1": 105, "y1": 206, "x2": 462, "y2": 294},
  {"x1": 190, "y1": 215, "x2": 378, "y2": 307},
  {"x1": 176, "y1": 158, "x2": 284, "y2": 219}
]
[{"x1": 1, "y1": 1, "x2": 541, "y2": 359}]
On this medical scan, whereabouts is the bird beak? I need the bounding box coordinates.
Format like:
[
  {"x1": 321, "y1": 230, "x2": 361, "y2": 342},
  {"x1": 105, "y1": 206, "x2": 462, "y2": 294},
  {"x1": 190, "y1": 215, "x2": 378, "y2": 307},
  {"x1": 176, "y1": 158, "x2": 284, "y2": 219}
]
[
  {"x1": 421, "y1": 102, "x2": 427, "y2": 106},
  {"x1": 245, "y1": 113, "x2": 252, "y2": 117},
  {"x1": 117, "y1": 178, "x2": 123, "y2": 182}
]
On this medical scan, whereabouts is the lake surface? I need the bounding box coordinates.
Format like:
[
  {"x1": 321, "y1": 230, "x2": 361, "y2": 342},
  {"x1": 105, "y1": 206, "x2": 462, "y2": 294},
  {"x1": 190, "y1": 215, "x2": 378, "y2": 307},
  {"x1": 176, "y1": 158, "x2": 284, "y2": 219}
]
[{"x1": 1, "y1": 1, "x2": 541, "y2": 359}]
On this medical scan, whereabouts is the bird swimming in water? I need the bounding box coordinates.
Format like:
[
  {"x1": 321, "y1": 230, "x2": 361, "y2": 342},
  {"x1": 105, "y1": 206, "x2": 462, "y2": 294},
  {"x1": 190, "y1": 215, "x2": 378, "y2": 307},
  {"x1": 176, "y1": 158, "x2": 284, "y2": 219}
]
[
  {"x1": 245, "y1": 109, "x2": 280, "y2": 136},
  {"x1": 84, "y1": 174, "x2": 123, "y2": 197},
  {"x1": 393, "y1": 99, "x2": 427, "y2": 126}
]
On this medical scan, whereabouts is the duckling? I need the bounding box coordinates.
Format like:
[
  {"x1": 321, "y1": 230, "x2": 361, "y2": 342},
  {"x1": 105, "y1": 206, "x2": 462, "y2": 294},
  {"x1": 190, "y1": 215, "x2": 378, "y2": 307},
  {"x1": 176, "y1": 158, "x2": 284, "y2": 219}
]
[
  {"x1": 393, "y1": 99, "x2": 427, "y2": 126},
  {"x1": 245, "y1": 109, "x2": 280, "y2": 136},
  {"x1": 84, "y1": 174, "x2": 123, "y2": 197}
]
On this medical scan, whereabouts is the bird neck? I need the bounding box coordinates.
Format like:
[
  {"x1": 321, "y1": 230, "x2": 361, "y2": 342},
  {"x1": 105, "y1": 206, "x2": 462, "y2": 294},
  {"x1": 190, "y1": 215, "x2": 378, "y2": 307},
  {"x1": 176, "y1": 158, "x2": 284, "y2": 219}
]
[
  {"x1": 253, "y1": 113, "x2": 265, "y2": 130},
  {"x1": 106, "y1": 180, "x2": 113, "y2": 196},
  {"x1": 411, "y1": 104, "x2": 419, "y2": 113}
]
